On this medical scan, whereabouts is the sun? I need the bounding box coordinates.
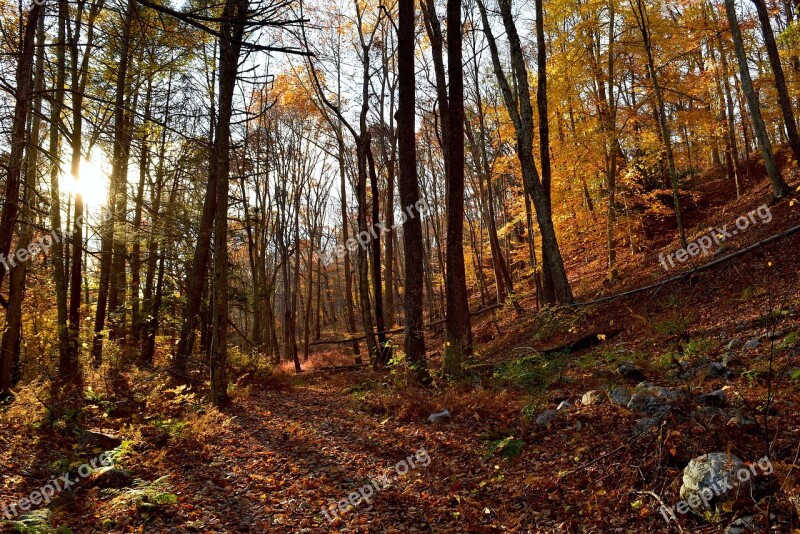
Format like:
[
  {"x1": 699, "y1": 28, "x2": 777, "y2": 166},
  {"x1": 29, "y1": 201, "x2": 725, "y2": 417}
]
[{"x1": 61, "y1": 156, "x2": 109, "y2": 209}]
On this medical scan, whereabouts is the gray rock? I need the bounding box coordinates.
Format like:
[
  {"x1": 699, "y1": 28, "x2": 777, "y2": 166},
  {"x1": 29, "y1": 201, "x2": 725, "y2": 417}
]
[
  {"x1": 726, "y1": 415, "x2": 759, "y2": 434},
  {"x1": 627, "y1": 383, "x2": 680, "y2": 413},
  {"x1": 698, "y1": 389, "x2": 727, "y2": 407},
  {"x1": 724, "y1": 515, "x2": 757, "y2": 534},
  {"x1": 428, "y1": 410, "x2": 451, "y2": 424},
  {"x1": 581, "y1": 390, "x2": 605, "y2": 406},
  {"x1": 536, "y1": 410, "x2": 558, "y2": 428},
  {"x1": 743, "y1": 338, "x2": 760, "y2": 351},
  {"x1": 679, "y1": 453, "x2": 748, "y2": 520},
  {"x1": 766, "y1": 330, "x2": 786, "y2": 341},
  {"x1": 633, "y1": 417, "x2": 658, "y2": 435},
  {"x1": 556, "y1": 400, "x2": 571, "y2": 411},
  {"x1": 607, "y1": 386, "x2": 631, "y2": 406},
  {"x1": 726, "y1": 338, "x2": 742, "y2": 351},
  {"x1": 617, "y1": 361, "x2": 646, "y2": 382},
  {"x1": 722, "y1": 352, "x2": 736, "y2": 375},
  {"x1": 708, "y1": 362, "x2": 727, "y2": 378}
]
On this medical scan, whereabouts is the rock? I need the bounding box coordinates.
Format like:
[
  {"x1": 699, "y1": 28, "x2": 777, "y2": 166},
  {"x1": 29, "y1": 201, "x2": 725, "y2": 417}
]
[
  {"x1": 726, "y1": 338, "x2": 742, "y2": 351},
  {"x1": 80, "y1": 430, "x2": 122, "y2": 450},
  {"x1": 707, "y1": 362, "x2": 727, "y2": 379},
  {"x1": 556, "y1": 400, "x2": 571, "y2": 411},
  {"x1": 428, "y1": 410, "x2": 451, "y2": 424},
  {"x1": 607, "y1": 386, "x2": 631, "y2": 406},
  {"x1": 724, "y1": 515, "x2": 757, "y2": 534},
  {"x1": 581, "y1": 390, "x2": 604, "y2": 406},
  {"x1": 679, "y1": 453, "x2": 748, "y2": 520},
  {"x1": 722, "y1": 349, "x2": 740, "y2": 367},
  {"x1": 90, "y1": 466, "x2": 134, "y2": 489},
  {"x1": 633, "y1": 417, "x2": 658, "y2": 435},
  {"x1": 627, "y1": 383, "x2": 680, "y2": 413},
  {"x1": 766, "y1": 330, "x2": 786, "y2": 341},
  {"x1": 698, "y1": 389, "x2": 727, "y2": 407},
  {"x1": 743, "y1": 338, "x2": 760, "y2": 351},
  {"x1": 536, "y1": 410, "x2": 558, "y2": 428},
  {"x1": 726, "y1": 415, "x2": 759, "y2": 434},
  {"x1": 617, "y1": 361, "x2": 646, "y2": 382}
]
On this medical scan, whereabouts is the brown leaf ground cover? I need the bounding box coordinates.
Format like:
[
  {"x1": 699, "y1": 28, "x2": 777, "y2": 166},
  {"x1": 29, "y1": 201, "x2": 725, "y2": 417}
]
[{"x1": 2, "y1": 152, "x2": 800, "y2": 533}]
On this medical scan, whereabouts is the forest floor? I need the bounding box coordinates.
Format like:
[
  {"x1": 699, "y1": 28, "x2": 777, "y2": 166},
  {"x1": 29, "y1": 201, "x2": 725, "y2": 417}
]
[{"x1": 3, "y1": 150, "x2": 800, "y2": 533}]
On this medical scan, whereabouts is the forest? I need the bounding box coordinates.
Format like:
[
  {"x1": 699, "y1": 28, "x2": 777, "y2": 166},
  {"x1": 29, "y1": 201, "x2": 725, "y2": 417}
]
[{"x1": 1, "y1": 0, "x2": 800, "y2": 529}]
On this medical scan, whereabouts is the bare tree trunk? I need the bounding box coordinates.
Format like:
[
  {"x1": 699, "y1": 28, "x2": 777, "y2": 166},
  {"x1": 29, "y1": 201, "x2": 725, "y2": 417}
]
[
  {"x1": 442, "y1": 0, "x2": 473, "y2": 377},
  {"x1": 477, "y1": 0, "x2": 572, "y2": 305},
  {"x1": 92, "y1": 0, "x2": 135, "y2": 366},
  {"x1": 367, "y1": 146, "x2": 389, "y2": 366},
  {"x1": 397, "y1": 0, "x2": 428, "y2": 380},
  {"x1": 0, "y1": 7, "x2": 44, "y2": 397},
  {"x1": 724, "y1": 0, "x2": 790, "y2": 199},
  {"x1": 210, "y1": 0, "x2": 248, "y2": 405},
  {"x1": 49, "y1": 0, "x2": 69, "y2": 374},
  {"x1": 751, "y1": 0, "x2": 800, "y2": 164},
  {"x1": 132, "y1": 81, "x2": 152, "y2": 346},
  {"x1": 632, "y1": 0, "x2": 686, "y2": 246},
  {"x1": 173, "y1": 44, "x2": 219, "y2": 378}
]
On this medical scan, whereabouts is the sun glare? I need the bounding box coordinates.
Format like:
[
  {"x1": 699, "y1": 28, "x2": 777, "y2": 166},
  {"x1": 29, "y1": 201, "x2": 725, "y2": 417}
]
[{"x1": 61, "y1": 157, "x2": 109, "y2": 209}]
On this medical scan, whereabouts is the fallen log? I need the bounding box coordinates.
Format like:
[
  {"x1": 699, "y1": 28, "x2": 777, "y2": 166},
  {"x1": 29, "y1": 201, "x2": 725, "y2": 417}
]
[{"x1": 310, "y1": 304, "x2": 504, "y2": 346}]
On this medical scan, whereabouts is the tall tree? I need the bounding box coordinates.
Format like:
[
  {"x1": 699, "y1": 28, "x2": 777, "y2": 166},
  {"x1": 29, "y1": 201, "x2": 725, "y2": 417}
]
[
  {"x1": 442, "y1": 0, "x2": 474, "y2": 377},
  {"x1": 751, "y1": 0, "x2": 800, "y2": 164},
  {"x1": 397, "y1": 0, "x2": 428, "y2": 380},
  {"x1": 631, "y1": 0, "x2": 686, "y2": 247},
  {"x1": 724, "y1": 0, "x2": 790, "y2": 199},
  {"x1": 476, "y1": 0, "x2": 573, "y2": 305}
]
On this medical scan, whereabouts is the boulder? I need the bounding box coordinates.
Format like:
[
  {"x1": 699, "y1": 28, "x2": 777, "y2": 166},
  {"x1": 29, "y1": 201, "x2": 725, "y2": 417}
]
[
  {"x1": 428, "y1": 410, "x2": 451, "y2": 424},
  {"x1": 607, "y1": 386, "x2": 631, "y2": 406},
  {"x1": 724, "y1": 515, "x2": 757, "y2": 534},
  {"x1": 617, "y1": 361, "x2": 646, "y2": 382},
  {"x1": 581, "y1": 390, "x2": 604, "y2": 406},
  {"x1": 707, "y1": 362, "x2": 728, "y2": 379},
  {"x1": 743, "y1": 338, "x2": 759, "y2": 351},
  {"x1": 536, "y1": 410, "x2": 558, "y2": 428},
  {"x1": 679, "y1": 453, "x2": 748, "y2": 520},
  {"x1": 726, "y1": 338, "x2": 742, "y2": 351},
  {"x1": 698, "y1": 389, "x2": 727, "y2": 407},
  {"x1": 627, "y1": 382, "x2": 680, "y2": 413},
  {"x1": 726, "y1": 415, "x2": 759, "y2": 434}
]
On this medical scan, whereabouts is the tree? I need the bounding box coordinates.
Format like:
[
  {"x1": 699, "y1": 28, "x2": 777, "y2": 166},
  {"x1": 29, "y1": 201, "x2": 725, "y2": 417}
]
[
  {"x1": 750, "y1": 0, "x2": 800, "y2": 165},
  {"x1": 476, "y1": 0, "x2": 573, "y2": 305},
  {"x1": 724, "y1": 0, "x2": 790, "y2": 199},
  {"x1": 397, "y1": 0, "x2": 428, "y2": 380}
]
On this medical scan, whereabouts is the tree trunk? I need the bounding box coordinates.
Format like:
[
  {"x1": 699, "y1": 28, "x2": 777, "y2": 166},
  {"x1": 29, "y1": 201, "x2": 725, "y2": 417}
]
[
  {"x1": 633, "y1": 0, "x2": 686, "y2": 246},
  {"x1": 397, "y1": 0, "x2": 428, "y2": 381},
  {"x1": 210, "y1": 0, "x2": 248, "y2": 405},
  {"x1": 0, "y1": 7, "x2": 44, "y2": 398},
  {"x1": 751, "y1": 0, "x2": 800, "y2": 164},
  {"x1": 442, "y1": 0, "x2": 473, "y2": 378},
  {"x1": 92, "y1": 0, "x2": 135, "y2": 366},
  {"x1": 724, "y1": 0, "x2": 790, "y2": 198}
]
